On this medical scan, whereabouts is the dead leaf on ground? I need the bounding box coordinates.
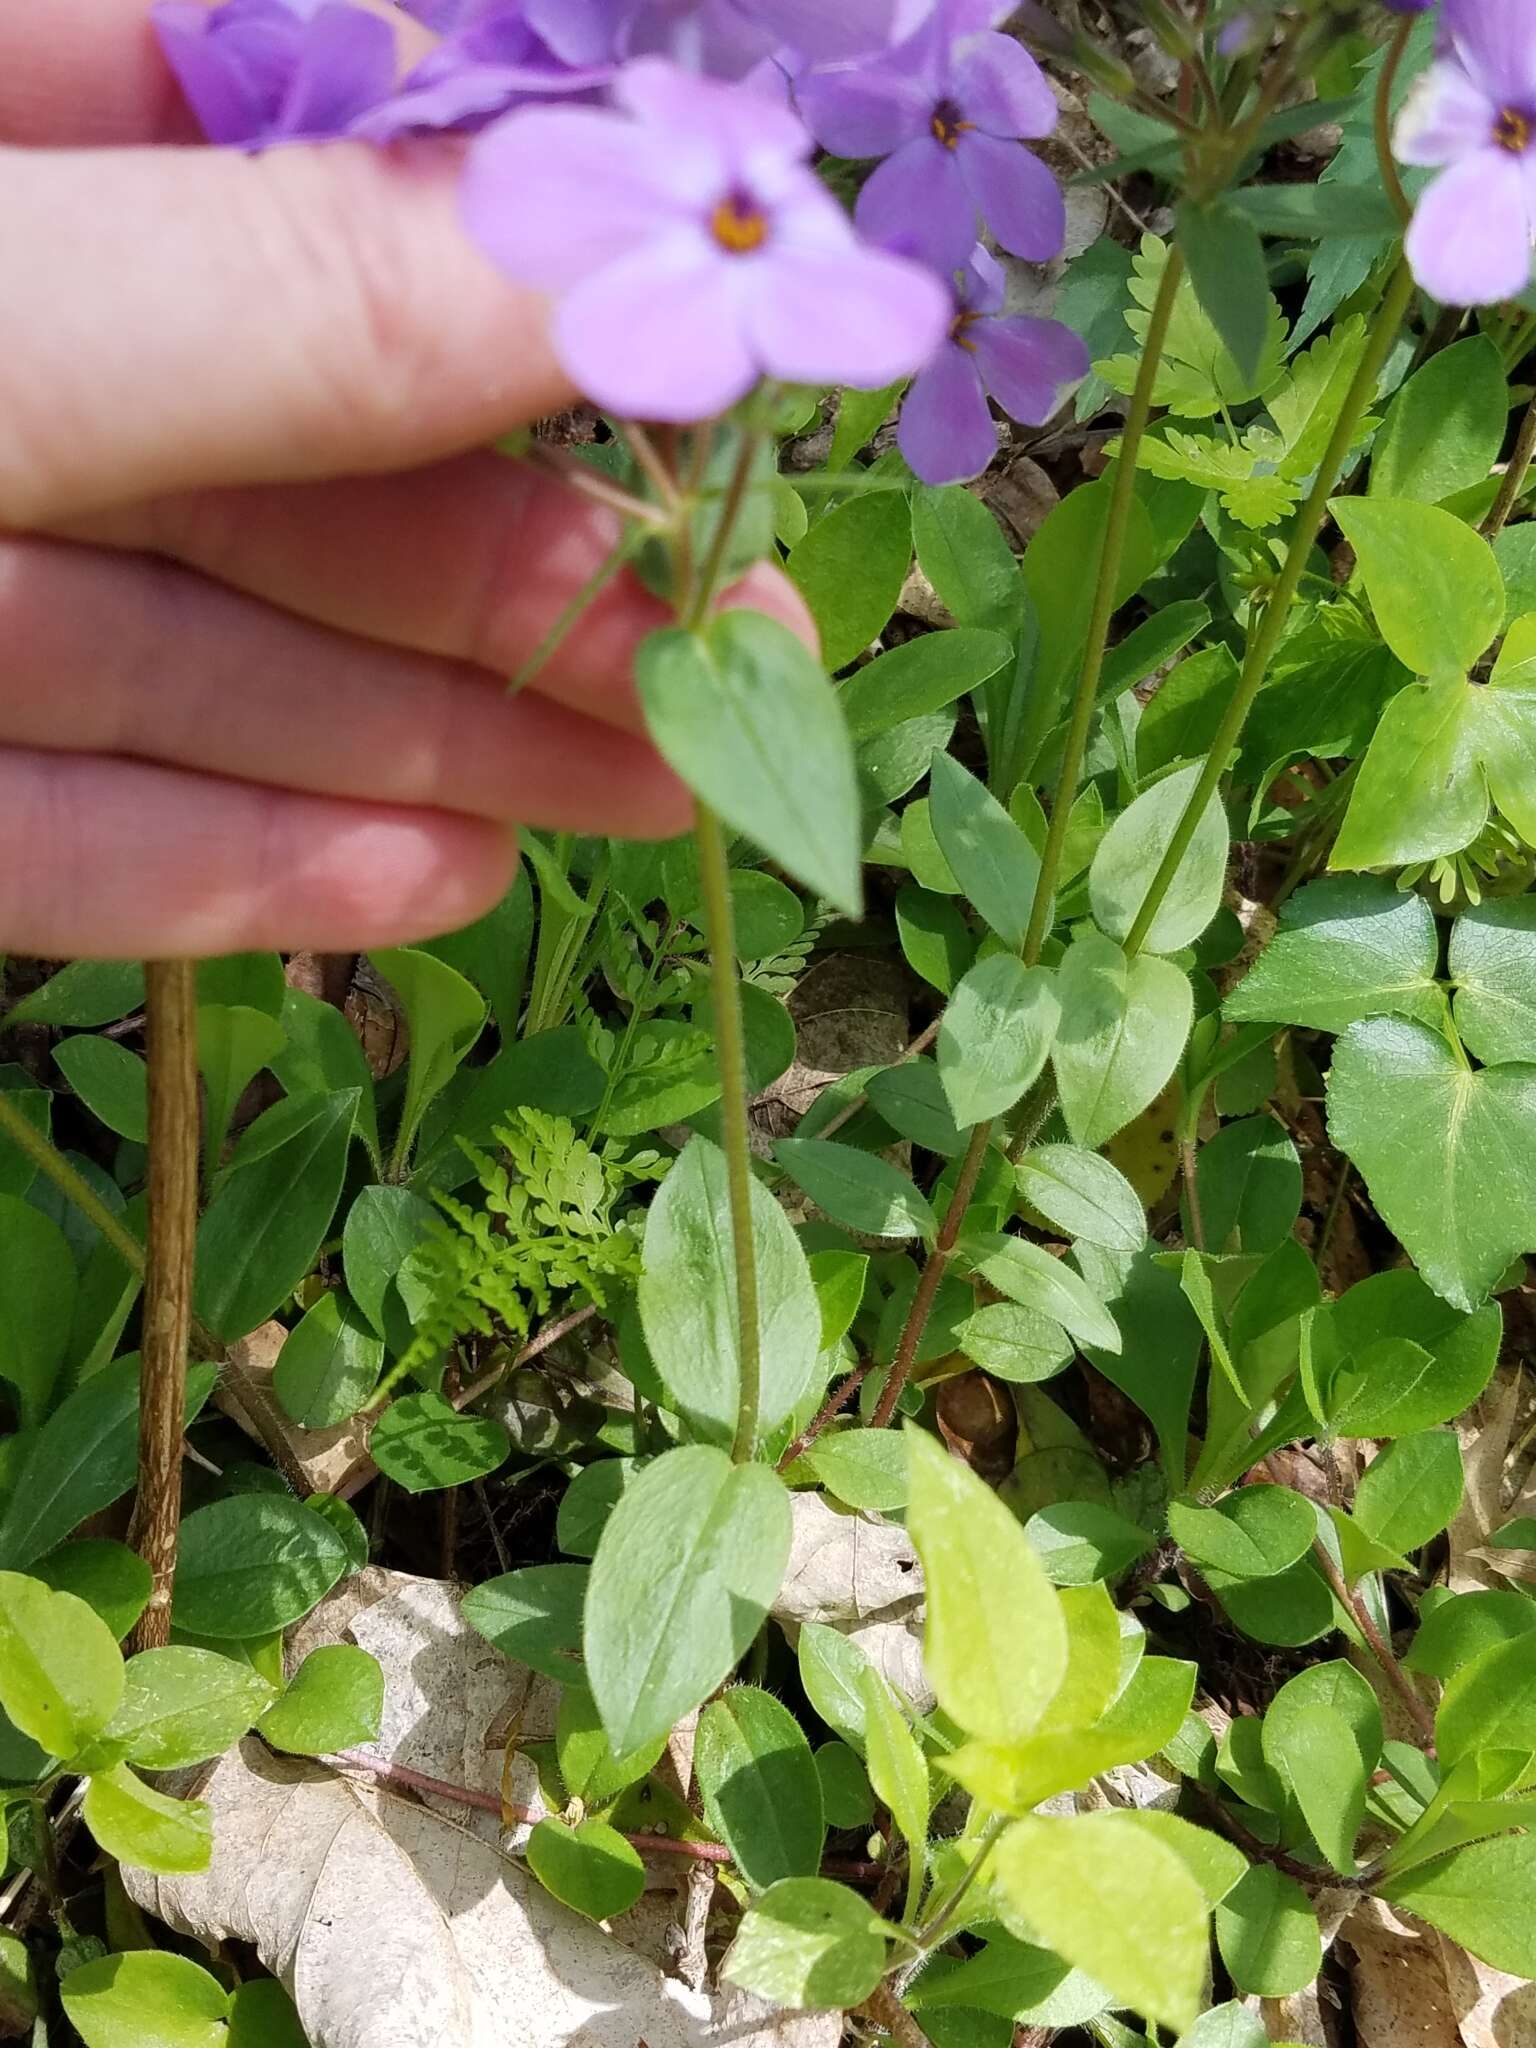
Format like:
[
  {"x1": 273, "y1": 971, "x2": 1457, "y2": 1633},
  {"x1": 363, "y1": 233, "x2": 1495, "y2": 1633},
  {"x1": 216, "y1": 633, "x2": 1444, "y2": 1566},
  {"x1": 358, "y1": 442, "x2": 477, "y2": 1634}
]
[
  {"x1": 772, "y1": 1494, "x2": 929, "y2": 1710},
  {"x1": 1448, "y1": 1370, "x2": 1524, "y2": 1592},
  {"x1": 1344, "y1": 1897, "x2": 1536, "y2": 2048},
  {"x1": 214, "y1": 1320, "x2": 375, "y2": 1500},
  {"x1": 127, "y1": 1572, "x2": 838, "y2": 2048}
]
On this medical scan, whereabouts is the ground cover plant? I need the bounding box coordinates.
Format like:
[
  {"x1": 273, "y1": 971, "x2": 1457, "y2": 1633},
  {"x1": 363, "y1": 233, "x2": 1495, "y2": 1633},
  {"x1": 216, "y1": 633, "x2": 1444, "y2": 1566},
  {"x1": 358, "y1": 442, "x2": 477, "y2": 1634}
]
[{"x1": 6, "y1": 0, "x2": 1536, "y2": 2043}]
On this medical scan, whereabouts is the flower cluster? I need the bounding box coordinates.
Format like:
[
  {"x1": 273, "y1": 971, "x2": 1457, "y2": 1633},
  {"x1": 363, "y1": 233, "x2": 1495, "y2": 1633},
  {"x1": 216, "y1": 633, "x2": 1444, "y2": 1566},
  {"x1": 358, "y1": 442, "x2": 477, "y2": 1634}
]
[{"x1": 153, "y1": 0, "x2": 1088, "y2": 484}]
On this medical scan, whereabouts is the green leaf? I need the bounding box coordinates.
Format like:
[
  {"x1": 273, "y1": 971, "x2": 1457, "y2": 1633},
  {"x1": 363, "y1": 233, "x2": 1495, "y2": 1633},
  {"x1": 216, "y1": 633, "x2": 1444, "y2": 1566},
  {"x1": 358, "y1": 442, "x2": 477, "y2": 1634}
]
[
  {"x1": 1225, "y1": 876, "x2": 1445, "y2": 1035},
  {"x1": 460, "y1": 1563, "x2": 587, "y2": 1683},
  {"x1": 1369, "y1": 336, "x2": 1508, "y2": 504},
  {"x1": 799, "y1": 1621, "x2": 875, "y2": 1753},
  {"x1": 370, "y1": 1392, "x2": 510, "y2": 1494},
  {"x1": 0, "y1": 1570, "x2": 123, "y2": 1757},
  {"x1": 1407, "y1": 1589, "x2": 1536, "y2": 1681},
  {"x1": 54, "y1": 1035, "x2": 148, "y2": 1142},
  {"x1": 1168, "y1": 1485, "x2": 1314, "y2": 1580},
  {"x1": 1, "y1": 960, "x2": 144, "y2": 1032},
  {"x1": 787, "y1": 489, "x2": 912, "y2": 672},
  {"x1": 1090, "y1": 763, "x2": 1228, "y2": 956},
  {"x1": 0, "y1": 1196, "x2": 76, "y2": 1428},
  {"x1": 1327, "y1": 1018, "x2": 1536, "y2": 1311},
  {"x1": 638, "y1": 613, "x2": 861, "y2": 913},
  {"x1": 1193, "y1": 1116, "x2": 1301, "y2": 1257},
  {"x1": 272, "y1": 987, "x2": 381, "y2": 1169},
  {"x1": 198, "y1": 1004, "x2": 286, "y2": 1180},
  {"x1": 955, "y1": 1302, "x2": 1073, "y2": 1384},
  {"x1": 911, "y1": 484, "x2": 1022, "y2": 631},
  {"x1": 896, "y1": 885, "x2": 975, "y2": 996},
  {"x1": 866, "y1": 1060, "x2": 965, "y2": 1157},
  {"x1": 1177, "y1": 199, "x2": 1272, "y2": 386},
  {"x1": 906, "y1": 1427, "x2": 1068, "y2": 1745},
  {"x1": 227, "y1": 1981, "x2": 307, "y2": 2048},
  {"x1": 939, "y1": 958, "x2": 1060, "y2": 1127},
  {"x1": 98, "y1": 1647, "x2": 274, "y2": 1771},
  {"x1": 195, "y1": 1090, "x2": 356, "y2": 1342},
  {"x1": 641, "y1": 1133, "x2": 822, "y2": 1448},
  {"x1": 585, "y1": 1445, "x2": 792, "y2": 1756},
  {"x1": 814, "y1": 1741, "x2": 874, "y2": 1829},
  {"x1": 1450, "y1": 896, "x2": 1536, "y2": 1064},
  {"x1": 1330, "y1": 673, "x2": 1489, "y2": 869},
  {"x1": 696, "y1": 1685, "x2": 826, "y2": 1890},
  {"x1": 928, "y1": 753, "x2": 1042, "y2": 952},
  {"x1": 369, "y1": 947, "x2": 487, "y2": 1169},
  {"x1": 1352, "y1": 1430, "x2": 1463, "y2": 1554},
  {"x1": 1332, "y1": 498, "x2": 1503, "y2": 675},
  {"x1": 992, "y1": 1812, "x2": 1208, "y2": 2033},
  {"x1": 31, "y1": 1540, "x2": 152, "y2": 1642},
  {"x1": 173, "y1": 1495, "x2": 349, "y2": 1639},
  {"x1": 863, "y1": 1667, "x2": 929, "y2": 1913},
  {"x1": 1327, "y1": 1270, "x2": 1500, "y2": 1436},
  {"x1": 776, "y1": 1137, "x2": 936, "y2": 1241},
  {"x1": 273, "y1": 1289, "x2": 382, "y2": 1429},
  {"x1": 1435, "y1": 1630, "x2": 1536, "y2": 1767},
  {"x1": 1053, "y1": 933, "x2": 1193, "y2": 1148},
  {"x1": 971, "y1": 1236, "x2": 1120, "y2": 1353},
  {"x1": 82, "y1": 1762, "x2": 211, "y2": 1874},
  {"x1": 259, "y1": 1644, "x2": 383, "y2": 1755},
  {"x1": 724, "y1": 1878, "x2": 896, "y2": 2009},
  {"x1": 1116, "y1": 1811, "x2": 1248, "y2": 1907},
  {"x1": 526, "y1": 1815, "x2": 645, "y2": 1921},
  {"x1": 556, "y1": 1462, "x2": 636, "y2": 1560},
  {"x1": 1266, "y1": 1701, "x2": 1367, "y2": 1874},
  {"x1": 61, "y1": 1951, "x2": 229, "y2": 2048},
  {"x1": 1214, "y1": 1865, "x2": 1321, "y2": 1996},
  {"x1": 198, "y1": 953, "x2": 285, "y2": 1017},
  {"x1": 0, "y1": 1356, "x2": 215, "y2": 1570},
  {"x1": 1382, "y1": 1832, "x2": 1536, "y2": 1976},
  {"x1": 342, "y1": 1184, "x2": 439, "y2": 1341},
  {"x1": 1015, "y1": 1146, "x2": 1145, "y2": 1253},
  {"x1": 840, "y1": 631, "x2": 1012, "y2": 740},
  {"x1": 1026, "y1": 1502, "x2": 1151, "y2": 1586},
  {"x1": 799, "y1": 1430, "x2": 909, "y2": 1513}
]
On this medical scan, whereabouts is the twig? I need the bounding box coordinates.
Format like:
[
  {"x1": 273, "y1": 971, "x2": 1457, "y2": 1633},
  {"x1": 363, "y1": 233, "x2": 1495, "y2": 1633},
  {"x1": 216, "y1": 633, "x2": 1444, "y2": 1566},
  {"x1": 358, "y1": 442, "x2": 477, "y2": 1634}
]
[
  {"x1": 128, "y1": 961, "x2": 200, "y2": 1654},
  {"x1": 814, "y1": 1019, "x2": 942, "y2": 1146},
  {"x1": 1189, "y1": 1781, "x2": 1376, "y2": 1890},
  {"x1": 452, "y1": 1302, "x2": 599, "y2": 1413},
  {"x1": 869, "y1": 1122, "x2": 992, "y2": 1430},
  {"x1": 1483, "y1": 386, "x2": 1536, "y2": 539},
  {"x1": 862, "y1": 1984, "x2": 938, "y2": 2048},
  {"x1": 1310, "y1": 1538, "x2": 1439, "y2": 1753},
  {"x1": 777, "y1": 1363, "x2": 871, "y2": 1472}
]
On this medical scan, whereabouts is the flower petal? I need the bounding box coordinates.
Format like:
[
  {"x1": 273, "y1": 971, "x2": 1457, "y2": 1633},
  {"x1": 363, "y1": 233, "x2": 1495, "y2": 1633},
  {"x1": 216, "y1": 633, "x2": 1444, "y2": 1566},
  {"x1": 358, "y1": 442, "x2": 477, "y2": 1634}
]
[
  {"x1": 523, "y1": 0, "x2": 629, "y2": 65},
  {"x1": 793, "y1": 60, "x2": 933, "y2": 156},
  {"x1": 462, "y1": 105, "x2": 693, "y2": 290},
  {"x1": 959, "y1": 243, "x2": 1007, "y2": 315},
  {"x1": 956, "y1": 131, "x2": 1065, "y2": 261},
  {"x1": 898, "y1": 348, "x2": 998, "y2": 483},
  {"x1": 1394, "y1": 59, "x2": 1500, "y2": 167},
  {"x1": 1443, "y1": 0, "x2": 1536, "y2": 113},
  {"x1": 1406, "y1": 148, "x2": 1536, "y2": 304},
  {"x1": 951, "y1": 30, "x2": 1056, "y2": 140},
  {"x1": 279, "y1": 6, "x2": 397, "y2": 136},
  {"x1": 973, "y1": 313, "x2": 1089, "y2": 424},
  {"x1": 855, "y1": 135, "x2": 978, "y2": 270},
  {"x1": 744, "y1": 241, "x2": 950, "y2": 388},
  {"x1": 152, "y1": 0, "x2": 299, "y2": 144},
  {"x1": 554, "y1": 241, "x2": 759, "y2": 419},
  {"x1": 617, "y1": 51, "x2": 809, "y2": 167},
  {"x1": 746, "y1": 0, "x2": 934, "y2": 60}
]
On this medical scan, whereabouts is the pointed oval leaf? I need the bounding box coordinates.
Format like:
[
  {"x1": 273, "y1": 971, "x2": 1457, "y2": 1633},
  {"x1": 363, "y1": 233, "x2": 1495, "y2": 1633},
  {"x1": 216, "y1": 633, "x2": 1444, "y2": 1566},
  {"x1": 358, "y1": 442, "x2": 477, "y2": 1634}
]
[{"x1": 696, "y1": 1685, "x2": 825, "y2": 1891}]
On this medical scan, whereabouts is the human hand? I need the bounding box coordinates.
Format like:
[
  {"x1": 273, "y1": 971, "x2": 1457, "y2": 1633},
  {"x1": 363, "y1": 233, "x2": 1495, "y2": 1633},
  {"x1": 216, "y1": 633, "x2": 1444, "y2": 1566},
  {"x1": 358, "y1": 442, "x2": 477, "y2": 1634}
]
[{"x1": 0, "y1": 0, "x2": 809, "y2": 959}]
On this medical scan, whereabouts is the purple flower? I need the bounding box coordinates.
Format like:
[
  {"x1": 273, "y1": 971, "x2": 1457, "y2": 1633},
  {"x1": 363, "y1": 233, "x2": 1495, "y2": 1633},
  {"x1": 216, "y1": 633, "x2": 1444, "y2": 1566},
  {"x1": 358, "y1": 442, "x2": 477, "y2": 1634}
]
[
  {"x1": 462, "y1": 57, "x2": 949, "y2": 421},
  {"x1": 1396, "y1": 0, "x2": 1536, "y2": 303},
  {"x1": 795, "y1": 0, "x2": 1063, "y2": 272},
  {"x1": 744, "y1": 0, "x2": 935, "y2": 60},
  {"x1": 152, "y1": 0, "x2": 397, "y2": 146},
  {"x1": 898, "y1": 247, "x2": 1086, "y2": 482},
  {"x1": 355, "y1": 3, "x2": 618, "y2": 140}
]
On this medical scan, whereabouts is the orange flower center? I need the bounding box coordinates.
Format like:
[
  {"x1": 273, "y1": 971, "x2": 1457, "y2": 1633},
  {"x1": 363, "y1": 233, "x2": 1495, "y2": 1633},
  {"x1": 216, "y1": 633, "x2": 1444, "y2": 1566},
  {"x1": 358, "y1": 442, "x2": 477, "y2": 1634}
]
[
  {"x1": 952, "y1": 308, "x2": 983, "y2": 352},
  {"x1": 710, "y1": 192, "x2": 769, "y2": 254},
  {"x1": 1495, "y1": 106, "x2": 1532, "y2": 153},
  {"x1": 931, "y1": 99, "x2": 974, "y2": 149}
]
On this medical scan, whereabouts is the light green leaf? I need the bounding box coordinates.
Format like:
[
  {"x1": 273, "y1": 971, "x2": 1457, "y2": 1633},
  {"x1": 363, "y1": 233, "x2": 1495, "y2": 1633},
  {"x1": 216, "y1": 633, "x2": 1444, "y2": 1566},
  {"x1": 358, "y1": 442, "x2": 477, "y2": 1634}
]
[
  {"x1": 1332, "y1": 498, "x2": 1503, "y2": 675},
  {"x1": 83, "y1": 1763, "x2": 212, "y2": 1874},
  {"x1": 1450, "y1": 896, "x2": 1536, "y2": 1064},
  {"x1": 799, "y1": 1430, "x2": 909, "y2": 1513},
  {"x1": 1331, "y1": 674, "x2": 1488, "y2": 869},
  {"x1": 369, "y1": 947, "x2": 486, "y2": 1170},
  {"x1": 61, "y1": 1951, "x2": 228, "y2": 2048},
  {"x1": 939, "y1": 958, "x2": 1060, "y2": 1127},
  {"x1": 776, "y1": 1137, "x2": 936, "y2": 1242},
  {"x1": 955, "y1": 1301, "x2": 1073, "y2": 1383},
  {"x1": 1026, "y1": 1502, "x2": 1151, "y2": 1586},
  {"x1": 342, "y1": 1184, "x2": 439, "y2": 1342},
  {"x1": 272, "y1": 987, "x2": 381, "y2": 1169},
  {"x1": 1368, "y1": 336, "x2": 1507, "y2": 505},
  {"x1": 370, "y1": 1393, "x2": 510, "y2": 1494},
  {"x1": 724, "y1": 1878, "x2": 896, "y2": 2009},
  {"x1": 906, "y1": 1427, "x2": 1068, "y2": 1745},
  {"x1": 786, "y1": 488, "x2": 912, "y2": 672},
  {"x1": 259, "y1": 1644, "x2": 383, "y2": 1756},
  {"x1": 585, "y1": 1446, "x2": 792, "y2": 1756},
  {"x1": 1382, "y1": 1832, "x2": 1536, "y2": 1976},
  {"x1": 971, "y1": 1235, "x2": 1120, "y2": 1353},
  {"x1": 1266, "y1": 1701, "x2": 1367, "y2": 1874},
  {"x1": 992, "y1": 1811, "x2": 1208, "y2": 2033},
  {"x1": 554, "y1": 1684, "x2": 666, "y2": 1807},
  {"x1": 911, "y1": 483, "x2": 1023, "y2": 631},
  {"x1": 0, "y1": 1196, "x2": 76, "y2": 1428},
  {"x1": 227, "y1": 1981, "x2": 307, "y2": 2048},
  {"x1": 1435, "y1": 1632, "x2": 1536, "y2": 1767},
  {"x1": 929, "y1": 753, "x2": 1042, "y2": 952},
  {"x1": 1327, "y1": 1018, "x2": 1536, "y2": 1311},
  {"x1": 1177, "y1": 199, "x2": 1274, "y2": 386},
  {"x1": 173, "y1": 1496, "x2": 350, "y2": 1639},
  {"x1": 862, "y1": 1668, "x2": 929, "y2": 1910},
  {"x1": 198, "y1": 1004, "x2": 286, "y2": 1181},
  {"x1": 99, "y1": 1646, "x2": 274, "y2": 1771},
  {"x1": 1193, "y1": 1115, "x2": 1301, "y2": 1257},
  {"x1": 1168, "y1": 1486, "x2": 1314, "y2": 1580},
  {"x1": 641, "y1": 1134, "x2": 822, "y2": 1447},
  {"x1": 2, "y1": 960, "x2": 144, "y2": 1033},
  {"x1": 1115, "y1": 1810, "x2": 1248, "y2": 1907},
  {"x1": 1053, "y1": 933, "x2": 1193, "y2": 1149},
  {"x1": 637, "y1": 613, "x2": 861, "y2": 913},
  {"x1": 1089, "y1": 763, "x2": 1228, "y2": 958},
  {"x1": 1215, "y1": 1864, "x2": 1321, "y2": 1996},
  {"x1": 1225, "y1": 876, "x2": 1444, "y2": 1035},
  {"x1": 526, "y1": 1815, "x2": 645, "y2": 1922},
  {"x1": 1016, "y1": 1146, "x2": 1146, "y2": 1253},
  {"x1": 0, "y1": 1570, "x2": 123, "y2": 1758},
  {"x1": 273, "y1": 1289, "x2": 382, "y2": 1430},
  {"x1": 799, "y1": 1621, "x2": 875, "y2": 1753},
  {"x1": 696, "y1": 1685, "x2": 825, "y2": 1891},
  {"x1": 1326, "y1": 1270, "x2": 1500, "y2": 1436},
  {"x1": 866, "y1": 1060, "x2": 965, "y2": 1158},
  {"x1": 1353, "y1": 1430, "x2": 1463, "y2": 1554}
]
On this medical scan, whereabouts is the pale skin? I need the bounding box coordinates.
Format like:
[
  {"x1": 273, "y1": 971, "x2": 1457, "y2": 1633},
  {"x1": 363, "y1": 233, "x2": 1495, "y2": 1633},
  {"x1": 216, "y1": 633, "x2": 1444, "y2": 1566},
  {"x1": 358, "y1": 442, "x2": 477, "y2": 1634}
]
[{"x1": 0, "y1": 0, "x2": 812, "y2": 959}]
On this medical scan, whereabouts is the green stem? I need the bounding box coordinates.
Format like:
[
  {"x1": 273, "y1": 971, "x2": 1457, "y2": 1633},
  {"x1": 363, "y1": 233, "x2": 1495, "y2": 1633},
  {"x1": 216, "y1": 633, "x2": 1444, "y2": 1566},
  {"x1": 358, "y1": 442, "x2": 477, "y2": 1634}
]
[
  {"x1": 1483, "y1": 383, "x2": 1536, "y2": 539},
  {"x1": 1373, "y1": 17, "x2": 1414, "y2": 227},
  {"x1": 686, "y1": 433, "x2": 763, "y2": 630},
  {"x1": 912, "y1": 1813, "x2": 1008, "y2": 1951},
  {"x1": 1124, "y1": 257, "x2": 1417, "y2": 961},
  {"x1": 0, "y1": 1089, "x2": 145, "y2": 1274},
  {"x1": 1022, "y1": 246, "x2": 1187, "y2": 964},
  {"x1": 696, "y1": 801, "x2": 763, "y2": 1463}
]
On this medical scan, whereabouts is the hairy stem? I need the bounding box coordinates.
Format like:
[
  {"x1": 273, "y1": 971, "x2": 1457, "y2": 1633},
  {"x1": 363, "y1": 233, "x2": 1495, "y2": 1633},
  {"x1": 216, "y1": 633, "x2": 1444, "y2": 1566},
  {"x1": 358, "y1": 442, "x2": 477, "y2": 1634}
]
[
  {"x1": 1310, "y1": 1537, "x2": 1438, "y2": 1751},
  {"x1": 776, "y1": 1362, "x2": 870, "y2": 1472},
  {"x1": 862, "y1": 1985, "x2": 938, "y2": 2048},
  {"x1": 696, "y1": 802, "x2": 763, "y2": 1462},
  {"x1": 128, "y1": 960, "x2": 200, "y2": 1653},
  {"x1": 1484, "y1": 385, "x2": 1536, "y2": 539},
  {"x1": 1124, "y1": 258, "x2": 1416, "y2": 960},
  {"x1": 0, "y1": 1089, "x2": 146, "y2": 1275},
  {"x1": 868, "y1": 1122, "x2": 992, "y2": 1431}
]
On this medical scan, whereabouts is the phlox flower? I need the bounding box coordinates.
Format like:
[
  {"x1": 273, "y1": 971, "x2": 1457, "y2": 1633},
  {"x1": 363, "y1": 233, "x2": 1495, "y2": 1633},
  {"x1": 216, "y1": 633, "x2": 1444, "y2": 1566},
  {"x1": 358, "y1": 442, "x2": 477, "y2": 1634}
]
[
  {"x1": 152, "y1": 0, "x2": 396, "y2": 146},
  {"x1": 462, "y1": 58, "x2": 950, "y2": 421},
  {"x1": 355, "y1": 4, "x2": 619, "y2": 141},
  {"x1": 795, "y1": 0, "x2": 1064, "y2": 272},
  {"x1": 898, "y1": 247, "x2": 1087, "y2": 483},
  {"x1": 1396, "y1": 0, "x2": 1536, "y2": 304}
]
